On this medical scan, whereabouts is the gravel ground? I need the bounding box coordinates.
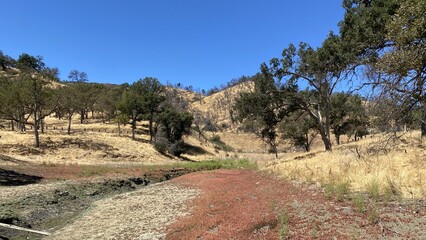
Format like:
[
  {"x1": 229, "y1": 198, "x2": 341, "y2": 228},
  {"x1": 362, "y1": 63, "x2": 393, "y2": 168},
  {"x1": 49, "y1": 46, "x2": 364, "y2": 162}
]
[
  {"x1": 0, "y1": 181, "x2": 72, "y2": 201},
  {"x1": 47, "y1": 182, "x2": 200, "y2": 240}
]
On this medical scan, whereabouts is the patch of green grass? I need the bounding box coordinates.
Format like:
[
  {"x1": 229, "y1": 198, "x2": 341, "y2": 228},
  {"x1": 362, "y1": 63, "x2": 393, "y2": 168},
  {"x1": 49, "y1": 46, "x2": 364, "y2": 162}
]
[
  {"x1": 383, "y1": 178, "x2": 402, "y2": 202},
  {"x1": 366, "y1": 179, "x2": 380, "y2": 201},
  {"x1": 352, "y1": 193, "x2": 365, "y2": 213},
  {"x1": 367, "y1": 204, "x2": 379, "y2": 224},
  {"x1": 278, "y1": 209, "x2": 289, "y2": 239},
  {"x1": 172, "y1": 159, "x2": 257, "y2": 171},
  {"x1": 335, "y1": 182, "x2": 351, "y2": 201},
  {"x1": 77, "y1": 165, "x2": 118, "y2": 177},
  {"x1": 74, "y1": 159, "x2": 256, "y2": 178},
  {"x1": 323, "y1": 181, "x2": 351, "y2": 201},
  {"x1": 209, "y1": 135, "x2": 234, "y2": 152},
  {"x1": 324, "y1": 183, "x2": 335, "y2": 200}
]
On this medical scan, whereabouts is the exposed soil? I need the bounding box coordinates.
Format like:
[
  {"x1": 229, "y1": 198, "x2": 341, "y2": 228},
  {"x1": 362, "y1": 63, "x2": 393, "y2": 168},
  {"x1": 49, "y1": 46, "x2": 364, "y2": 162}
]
[
  {"x1": 48, "y1": 183, "x2": 199, "y2": 240},
  {"x1": 0, "y1": 167, "x2": 195, "y2": 240},
  {"x1": 167, "y1": 170, "x2": 426, "y2": 239},
  {"x1": 1, "y1": 169, "x2": 425, "y2": 239}
]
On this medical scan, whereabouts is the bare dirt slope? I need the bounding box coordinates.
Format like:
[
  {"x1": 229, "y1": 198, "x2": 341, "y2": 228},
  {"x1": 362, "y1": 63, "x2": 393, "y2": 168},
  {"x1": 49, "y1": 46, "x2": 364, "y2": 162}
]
[{"x1": 48, "y1": 182, "x2": 200, "y2": 240}]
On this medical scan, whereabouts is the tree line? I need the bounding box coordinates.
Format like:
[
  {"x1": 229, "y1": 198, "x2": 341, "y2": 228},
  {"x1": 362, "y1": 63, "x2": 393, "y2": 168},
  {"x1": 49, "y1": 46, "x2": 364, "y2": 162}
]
[
  {"x1": 234, "y1": 0, "x2": 425, "y2": 154},
  {"x1": 0, "y1": 52, "x2": 193, "y2": 156}
]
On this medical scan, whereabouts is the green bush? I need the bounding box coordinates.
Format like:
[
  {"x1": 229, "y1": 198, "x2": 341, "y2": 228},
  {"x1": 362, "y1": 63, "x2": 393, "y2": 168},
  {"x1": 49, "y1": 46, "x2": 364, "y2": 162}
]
[
  {"x1": 154, "y1": 138, "x2": 169, "y2": 153},
  {"x1": 168, "y1": 140, "x2": 185, "y2": 157},
  {"x1": 210, "y1": 135, "x2": 234, "y2": 152},
  {"x1": 352, "y1": 193, "x2": 365, "y2": 213},
  {"x1": 366, "y1": 179, "x2": 380, "y2": 201}
]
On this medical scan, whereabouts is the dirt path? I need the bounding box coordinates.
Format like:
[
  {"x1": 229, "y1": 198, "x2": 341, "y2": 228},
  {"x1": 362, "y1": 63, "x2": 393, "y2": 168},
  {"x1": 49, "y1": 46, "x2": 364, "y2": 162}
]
[
  {"x1": 167, "y1": 169, "x2": 426, "y2": 239},
  {"x1": 3, "y1": 169, "x2": 424, "y2": 239},
  {"x1": 48, "y1": 182, "x2": 200, "y2": 240}
]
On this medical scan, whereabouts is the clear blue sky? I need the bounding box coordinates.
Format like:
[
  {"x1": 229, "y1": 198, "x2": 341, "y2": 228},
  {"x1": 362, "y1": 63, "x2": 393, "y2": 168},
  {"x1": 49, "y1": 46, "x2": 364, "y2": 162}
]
[{"x1": 1, "y1": 0, "x2": 344, "y2": 90}]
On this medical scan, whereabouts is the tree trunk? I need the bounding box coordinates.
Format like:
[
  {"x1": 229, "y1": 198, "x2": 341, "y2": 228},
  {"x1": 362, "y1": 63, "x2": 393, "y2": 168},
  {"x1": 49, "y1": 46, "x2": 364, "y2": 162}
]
[
  {"x1": 118, "y1": 122, "x2": 121, "y2": 136},
  {"x1": 324, "y1": 94, "x2": 333, "y2": 150},
  {"x1": 421, "y1": 107, "x2": 426, "y2": 138},
  {"x1": 40, "y1": 116, "x2": 44, "y2": 134},
  {"x1": 80, "y1": 110, "x2": 84, "y2": 124},
  {"x1": 68, "y1": 116, "x2": 72, "y2": 134},
  {"x1": 309, "y1": 107, "x2": 332, "y2": 151},
  {"x1": 318, "y1": 122, "x2": 332, "y2": 151},
  {"x1": 132, "y1": 110, "x2": 137, "y2": 140},
  {"x1": 304, "y1": 133, "x2": 310, "y2": 152},
  {"x1": 131, "y1": 119, "x2": 136, "y2": 140},
  {"x1": 148, "y1": 115, "x2": 153, "y2": 142},
  {"x1": 11, "y1": 120, "x2": 14, "y2": 131},
  {"x1": 34, "y1": 104, "x2": 40, "y2": 147},
  {"x1": 335, "y1": 134, "x2": 340, "y2": 145}
]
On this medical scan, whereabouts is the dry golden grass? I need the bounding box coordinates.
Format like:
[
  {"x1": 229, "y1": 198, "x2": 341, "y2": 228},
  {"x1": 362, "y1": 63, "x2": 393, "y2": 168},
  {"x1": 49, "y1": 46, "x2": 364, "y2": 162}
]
[
  {"x1": 0, "y1": 116, "x2": 205, "y2": 166},
  {"x1": 262, "y1": 132, "x2": 426, "y2": 199},
  {"x1": 190, "y1": 81, "x2": 253, "y2": 129}
]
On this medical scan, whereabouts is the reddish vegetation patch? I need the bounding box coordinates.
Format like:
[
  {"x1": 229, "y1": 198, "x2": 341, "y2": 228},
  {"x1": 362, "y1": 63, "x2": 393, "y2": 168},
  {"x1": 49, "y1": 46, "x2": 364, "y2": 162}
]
[{"x1": 168, "y1": 170, "x2": 426, "y2": 239}]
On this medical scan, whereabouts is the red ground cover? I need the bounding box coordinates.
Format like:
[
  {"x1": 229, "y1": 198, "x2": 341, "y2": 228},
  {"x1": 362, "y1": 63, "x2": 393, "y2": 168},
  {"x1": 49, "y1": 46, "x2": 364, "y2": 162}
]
[{"x1": 167, "y1": 169, "x2": 425, "y2": 239}]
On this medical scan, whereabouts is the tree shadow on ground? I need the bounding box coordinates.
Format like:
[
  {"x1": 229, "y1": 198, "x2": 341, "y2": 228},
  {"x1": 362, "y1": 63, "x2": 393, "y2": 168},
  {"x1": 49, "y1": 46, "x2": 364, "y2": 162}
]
[
  {"x1": 183, "y1": 143, "x2": 211, "y2": 156},
  {"x1": 0, "y1": 169, "x2": 43, "y2": 186},
  {"x1": 0, "y1": 155, "x2": 29, "y2": 165}
]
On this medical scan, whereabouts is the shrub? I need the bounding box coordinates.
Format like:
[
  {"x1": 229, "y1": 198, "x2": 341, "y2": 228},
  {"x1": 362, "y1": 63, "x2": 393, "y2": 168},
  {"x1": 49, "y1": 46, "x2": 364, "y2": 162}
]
[
  {"x1": 210, "y1": 135, "x2": 234, "y2": 152},
  {"x1": 168, "y1": 140, "x2": 185, "y2": 157},
  {"x1": 366, "y1": 179, "x2": 380, "y2": 201},
  {"x1": 154, "y1": 138, "x2": 169, "y2": 153},
  {"x1": 367, "y1": 204, "x2": 379, "y2": 224},
  {"x1": 352, "y1": 193, "x2": 365, "y2": 213},
  {"x1": 278, "y1": 209, "x2": 289, "y2": 239},
  {"x1": 335, "y1": 181, "x2": 351, "y2": 201}
]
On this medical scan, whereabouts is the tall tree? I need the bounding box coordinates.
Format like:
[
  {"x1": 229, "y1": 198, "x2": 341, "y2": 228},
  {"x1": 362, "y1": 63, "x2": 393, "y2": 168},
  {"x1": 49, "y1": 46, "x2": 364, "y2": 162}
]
[
  {"x1": 330, "y1": 92, "x2": 368, "y2": 144},
  {"x1": 0, "y1": 50, "x2": 16, "y2": 70},
  {"x1": 137, "y1": 77, "x2": 166, "y2": 142},
  {"x1": 17, "y1": 53, "x2": 45, "y2": 72},
  {"x1": 234, "y1": 73, "x2": 296, "y2": 157},
  {"x1": 68, "y1": 70, "x2": 88, "y2": 82},
  {"x1": 67, "y1": 70, "x2": 94, "y2": 123},
  {"x1": 340, "y1": 0, "x2": 426, "y2": 137},
  {"x1": 95, "y1": 84, "x2": 125, "y2": 122},
  {"x1": 280, "y1": 110, "x2": 317, "y2": 152},
  {"x1": 0, "y1": 68, "x2": 58, "y2": 147},
  {"x1": 118, "y1": 77, "x2": 165, "y2": 141},
  {"x1": 377, "y1": 0, "x2": 426, "y2": 137},
  {"x1": 262, "y1": 33, "x2": 356, "y2": 151},
  {"x1": 58, "y1": 85, "x2": 78, "y2": 134}
]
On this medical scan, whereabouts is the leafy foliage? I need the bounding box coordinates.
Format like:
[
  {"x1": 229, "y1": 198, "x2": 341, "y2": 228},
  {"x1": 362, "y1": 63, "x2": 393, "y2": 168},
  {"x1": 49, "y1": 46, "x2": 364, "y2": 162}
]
[{"x1": 234, "y1": 73, "x2": 297, "y2": 156}]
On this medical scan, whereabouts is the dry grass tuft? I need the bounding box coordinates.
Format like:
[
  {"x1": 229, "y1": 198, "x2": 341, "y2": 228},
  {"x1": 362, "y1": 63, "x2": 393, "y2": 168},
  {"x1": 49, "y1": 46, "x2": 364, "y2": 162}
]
[{"x1": 263, "y1": 132, "x2": 426, "y2": 199}]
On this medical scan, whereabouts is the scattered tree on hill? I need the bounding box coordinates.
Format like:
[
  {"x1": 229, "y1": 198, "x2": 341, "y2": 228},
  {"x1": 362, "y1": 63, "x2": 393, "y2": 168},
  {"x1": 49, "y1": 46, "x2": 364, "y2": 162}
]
[
  {"x1": 0, "y1": 50, "x2": 16, "y2": 70},
  {"x1": 67, "y1": 70, "x2": 102, "y2": 123},
  {"x1": 155, "y1": 107, "x2": 193, "y2": 156},
  {"x1": 95, "y1": 84, "x2": 125, "y2": 123},
  {"x1": 57, "y1": 85, "x2": 78, "y2": 134},
  {"x1": 118, "y1": 77, "x2": 165, "y2": 141},
  {"x1": 0, "y1": 54, "x2": 59, "y2": 147},
  {"x1": 137, "y1": 77, "x2": 165, "y2": 142},
  {"x1": 17, "y1": 53, "x2": 45, "y2": 72},
  {"x1": 330, "y1": 93, "x2": 368, "y2": 144},
  {"x1": 280, "y1": 110, "x2": 317, "y2": 152},
  {"x1": 234, "y1": 73, "x2": 297, "y2": 157},
  {"x1": 262, "y1": 32, "x2": 356, "y2": 151}
]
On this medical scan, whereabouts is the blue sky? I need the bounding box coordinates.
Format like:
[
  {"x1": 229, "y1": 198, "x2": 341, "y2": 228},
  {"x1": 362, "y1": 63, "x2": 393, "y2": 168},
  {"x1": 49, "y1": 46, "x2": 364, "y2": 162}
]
[{"x1": 1, "y1": 0, "x2": 344, "y2": 90}]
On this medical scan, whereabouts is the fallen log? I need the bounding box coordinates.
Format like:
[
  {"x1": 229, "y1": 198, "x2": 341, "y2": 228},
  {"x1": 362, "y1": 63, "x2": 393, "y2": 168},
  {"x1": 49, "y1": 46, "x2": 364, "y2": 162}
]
[{"x1": 0, "y1": 222, "x2": 51, "y2": 236}]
